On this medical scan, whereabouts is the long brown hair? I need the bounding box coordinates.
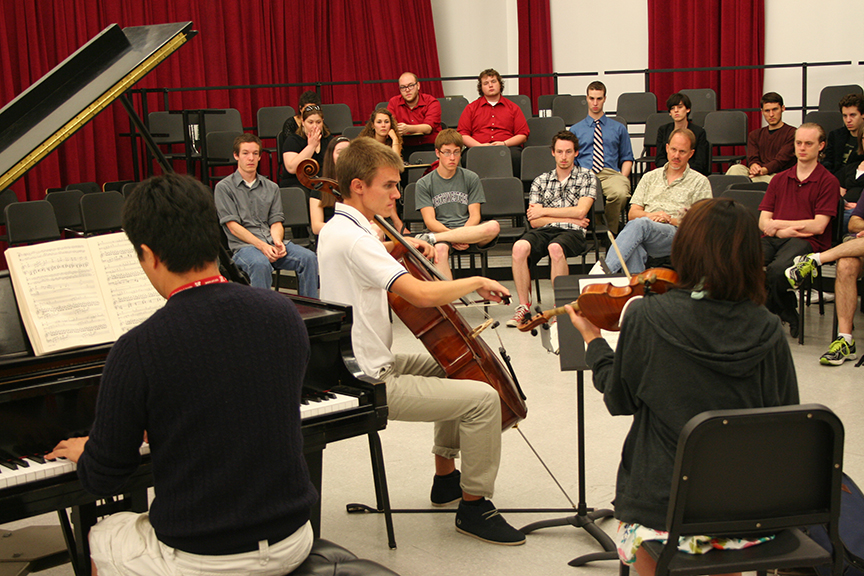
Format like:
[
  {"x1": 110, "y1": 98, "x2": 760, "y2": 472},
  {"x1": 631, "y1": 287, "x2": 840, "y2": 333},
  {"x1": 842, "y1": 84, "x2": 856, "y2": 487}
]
[
  {"x1": 359, "y1": 108, "x2": 402, "y2": 146},
  {"x1": 671, "y1": 198, "x2": 766, "y2": 305},
  {"x1": 319, "y1": 136, "x2": 350, "y2": 209}
]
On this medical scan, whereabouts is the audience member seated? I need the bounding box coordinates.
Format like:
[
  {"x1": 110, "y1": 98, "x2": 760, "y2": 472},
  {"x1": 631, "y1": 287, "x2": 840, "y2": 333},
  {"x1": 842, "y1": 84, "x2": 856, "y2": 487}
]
[
  {"x1": 282, "y1": 90, "x2": 326, "y2": 144},
  {"x1": 566, "y1": 197, "x2": 799, "y2": 576},
  {"x1": 388, "y1": 71, "x2": 442, "y2": 160},
  {"x1": 47, "y1": 172, "x2": 319, "y2": 576},
  {"x1": 509, "y1": 131, "x2": 595, "y2": 327},
  {"x1": 824, "y1": 93, "x2": 864, "y2": 177},
  {"x1": 217, "y1": 134, "x2": 319, "y2": 296},
  {"x1": 457, "y1": 68, "x2": 529, "y2": 176},
  {"x1": 654, "y1": 92, "x2": 710, "y2": 176},
  {"x1": 838, "y1": 132, "x2": 864, "y2": 231},
  {"x1": 310, "y1": 136, "x2": 351, "y2": 235},
  {"x1": 759, "y1": 124, "x2": 839, "y2": 338},
  {"x1": 280, "y1": 106, "x2": 333, "y2": 189},
  {"x1": 413, "y1": 129, "x2": 500, "y2": 280},
  {"x1": 602, "y1": 129, "x2": 711, "y2": 275},
  {"x1": 569, "y1": 81, "x2": 633, "y2": 234},
  {"x1": 360, "y1": 108, "x2": 403, "y2": 158},
  {"x1": 786, "y1": 207, "x2": 864, "y2": 366},
  {"x1": 726, "y1": 92, "x2": 796, "y2": 183}
]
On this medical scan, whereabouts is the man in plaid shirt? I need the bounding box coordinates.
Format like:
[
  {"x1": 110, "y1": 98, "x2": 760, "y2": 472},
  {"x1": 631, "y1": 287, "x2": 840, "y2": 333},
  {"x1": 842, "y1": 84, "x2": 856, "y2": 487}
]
[
  {"x1": 508, "y1": 131, "x2": 596, "y2": 327},
  {"x1": 602, "y1": 128, "x2": 711, "y2": 275}
]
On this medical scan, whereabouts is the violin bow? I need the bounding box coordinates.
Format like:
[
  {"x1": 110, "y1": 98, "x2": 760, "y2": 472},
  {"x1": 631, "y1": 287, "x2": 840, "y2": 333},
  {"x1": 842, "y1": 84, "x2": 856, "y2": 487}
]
[{"x1": 606, "y1": 230, "x2": 631, "y2": 279}]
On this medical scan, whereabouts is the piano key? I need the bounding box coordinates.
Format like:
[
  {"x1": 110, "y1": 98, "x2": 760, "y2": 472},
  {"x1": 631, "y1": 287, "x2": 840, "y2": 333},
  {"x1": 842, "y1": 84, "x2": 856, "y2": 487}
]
[
  {"x1": 300, "y1": 392, "x2": 359, "y2": 420},
  {"x1": 0, "y1": 444, "x2": 151, "y2": 490}
]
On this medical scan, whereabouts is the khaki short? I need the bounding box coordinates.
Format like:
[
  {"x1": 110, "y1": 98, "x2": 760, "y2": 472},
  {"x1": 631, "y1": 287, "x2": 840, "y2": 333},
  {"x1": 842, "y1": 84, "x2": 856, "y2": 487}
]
[{"x1": 89, "y1": 512, "x2": 313, "y2": 576}]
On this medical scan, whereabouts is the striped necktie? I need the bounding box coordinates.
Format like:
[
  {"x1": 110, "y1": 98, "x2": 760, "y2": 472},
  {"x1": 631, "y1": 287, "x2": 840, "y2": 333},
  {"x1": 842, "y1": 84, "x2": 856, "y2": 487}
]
[{"x1": 591, "y1": 119, "x2": 604, "y2": 173}]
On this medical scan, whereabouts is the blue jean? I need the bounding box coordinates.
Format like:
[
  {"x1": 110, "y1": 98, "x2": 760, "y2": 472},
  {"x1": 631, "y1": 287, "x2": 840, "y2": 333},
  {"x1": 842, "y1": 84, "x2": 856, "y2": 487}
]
[
  {"x1": 233, "y1": 242, "x2": 319, "y2": 297},
  {"x1": 604, "y1": 218, "x2": 677, "y2": 274}
]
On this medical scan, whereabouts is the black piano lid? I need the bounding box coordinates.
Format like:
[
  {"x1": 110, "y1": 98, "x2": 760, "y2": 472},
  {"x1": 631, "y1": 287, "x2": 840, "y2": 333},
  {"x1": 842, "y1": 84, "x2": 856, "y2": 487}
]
[{"x1": 0, "y1": 22, "x2": 196, "y2": 192}]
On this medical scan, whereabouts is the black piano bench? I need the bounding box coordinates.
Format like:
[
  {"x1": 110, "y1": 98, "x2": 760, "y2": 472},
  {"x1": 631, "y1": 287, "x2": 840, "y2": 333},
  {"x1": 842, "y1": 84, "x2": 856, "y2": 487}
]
[{"x1": 290, "y1": 539, "x2": 400, "y2": 576}]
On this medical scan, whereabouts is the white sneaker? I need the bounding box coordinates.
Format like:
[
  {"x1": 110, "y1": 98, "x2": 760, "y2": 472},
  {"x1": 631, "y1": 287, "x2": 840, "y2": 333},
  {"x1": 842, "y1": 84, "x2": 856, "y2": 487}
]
[{"x1": 506, "y1": 304, "x2": 530, "y2": 328}]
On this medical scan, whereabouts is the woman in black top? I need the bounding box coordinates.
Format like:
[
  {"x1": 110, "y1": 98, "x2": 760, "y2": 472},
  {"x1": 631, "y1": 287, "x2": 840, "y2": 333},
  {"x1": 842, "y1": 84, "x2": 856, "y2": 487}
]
[
  {"x1": 280, "y1": 105, "x2": 333, "y2": 188},
  {"x1": 567, "y1": 198, "x2": 798, "y2": 576}
]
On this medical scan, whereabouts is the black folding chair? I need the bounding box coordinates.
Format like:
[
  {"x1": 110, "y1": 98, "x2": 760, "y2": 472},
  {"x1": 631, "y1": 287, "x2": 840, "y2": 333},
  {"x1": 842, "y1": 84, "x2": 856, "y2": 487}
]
[
  {"x1": 80, "y1": 192, "x2": 124, "y2": 235},
  {"x1": 6, "y1": 201, "x2": 61, "y2": 246},
  {"x1": 620, "y1": 404, "x2": 844, "y2": 576}
]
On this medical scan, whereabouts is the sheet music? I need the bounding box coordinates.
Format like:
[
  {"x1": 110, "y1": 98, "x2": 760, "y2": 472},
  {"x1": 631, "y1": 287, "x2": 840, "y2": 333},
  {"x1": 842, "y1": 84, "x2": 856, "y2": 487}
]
[
  {"x1": 577, "y1": 276, "x2": 633, "y2": 351},
  {"x1": 6, "y1": 240, "x2": 114, "y2": 355},
  {"x1": 89, "y1": 233, "x2": 165, "y2": 335}
]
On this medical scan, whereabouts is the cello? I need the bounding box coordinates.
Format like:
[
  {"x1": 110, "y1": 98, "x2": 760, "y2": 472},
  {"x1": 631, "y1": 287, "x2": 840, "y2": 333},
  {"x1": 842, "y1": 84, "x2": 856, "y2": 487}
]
[{"x1": 296, "y1": 159, "x2": 527, "y2": 431}]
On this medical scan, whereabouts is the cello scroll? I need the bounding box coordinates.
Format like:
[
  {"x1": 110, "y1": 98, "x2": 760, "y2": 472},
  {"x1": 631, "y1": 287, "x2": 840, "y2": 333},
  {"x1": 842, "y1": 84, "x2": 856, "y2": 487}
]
[{"x1": 296, "y1": 158, "x2": 340, "y2": 198}]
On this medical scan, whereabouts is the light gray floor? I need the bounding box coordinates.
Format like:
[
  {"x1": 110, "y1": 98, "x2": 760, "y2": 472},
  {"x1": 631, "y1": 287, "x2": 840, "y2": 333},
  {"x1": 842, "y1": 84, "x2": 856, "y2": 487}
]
[{"x1": 4, "y1": 278, "x2": 863, "y2": 576}]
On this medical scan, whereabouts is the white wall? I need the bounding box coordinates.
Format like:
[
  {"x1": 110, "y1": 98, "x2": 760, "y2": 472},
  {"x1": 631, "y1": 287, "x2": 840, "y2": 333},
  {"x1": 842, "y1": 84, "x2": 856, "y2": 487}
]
[
  {"x1": 430, "y1": 0, "x2": 519, "y2": 98},
  {"x1": 431, "y1": 0, "x2": 862, "y2": 116},
  {"x1": 764, "y1": 1, "x2": 864, "y2": 121},
  {"x1": 549, "y1": 0, "x2": 649, "y2": 99}
]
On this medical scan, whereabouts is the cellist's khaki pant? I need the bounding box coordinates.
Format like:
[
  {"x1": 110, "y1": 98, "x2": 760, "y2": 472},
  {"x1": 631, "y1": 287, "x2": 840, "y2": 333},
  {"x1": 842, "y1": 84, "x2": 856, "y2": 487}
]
[{"x1": 381, "y1": 353, "x2": 502, "y2": 498}]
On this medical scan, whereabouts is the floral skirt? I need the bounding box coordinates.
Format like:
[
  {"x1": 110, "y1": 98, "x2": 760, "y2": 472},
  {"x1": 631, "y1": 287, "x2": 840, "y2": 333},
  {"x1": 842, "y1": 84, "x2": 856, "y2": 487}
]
[{"x1": 616, "y1": 521, "x2": 775, "y2": 564}]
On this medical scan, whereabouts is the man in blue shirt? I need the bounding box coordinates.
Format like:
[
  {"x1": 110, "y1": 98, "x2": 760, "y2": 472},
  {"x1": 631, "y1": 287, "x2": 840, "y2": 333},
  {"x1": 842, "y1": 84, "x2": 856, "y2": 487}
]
[{"x1": 569, "y1": 81, "x2": 634, "y2": 233}]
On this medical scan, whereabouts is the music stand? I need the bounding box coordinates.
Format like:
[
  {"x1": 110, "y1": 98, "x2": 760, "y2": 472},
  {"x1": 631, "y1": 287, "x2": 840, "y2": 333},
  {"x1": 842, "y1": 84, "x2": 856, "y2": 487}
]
[{"x1": 519, "y1": 274, "x2": 620, "y2": 567}]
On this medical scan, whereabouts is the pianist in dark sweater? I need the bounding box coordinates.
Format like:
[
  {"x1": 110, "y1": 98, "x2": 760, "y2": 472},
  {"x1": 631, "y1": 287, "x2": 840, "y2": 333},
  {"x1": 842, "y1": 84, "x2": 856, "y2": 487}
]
[{"x1": 47, "y1": 173, "x2": 318, "y2": 576}]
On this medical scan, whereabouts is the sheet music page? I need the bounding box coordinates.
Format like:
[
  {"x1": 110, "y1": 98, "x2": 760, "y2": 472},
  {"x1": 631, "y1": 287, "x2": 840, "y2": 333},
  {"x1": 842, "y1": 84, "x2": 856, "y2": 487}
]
[
  {"x1": 88, "y1": 233, "x2": 165, "y2": 336},
  {"x1": 6, "y1": 239, "x2": 114, "y2": 356},
  {"x1": 577, "y1": 276, "x2": 632, "y2": 351}
]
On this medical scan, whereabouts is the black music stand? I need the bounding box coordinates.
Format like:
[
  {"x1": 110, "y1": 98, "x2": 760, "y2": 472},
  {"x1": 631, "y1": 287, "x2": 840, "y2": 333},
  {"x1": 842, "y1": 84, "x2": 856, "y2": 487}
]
[{"x1": 519, "y1": 274, "x2": 620, "y2": 567}]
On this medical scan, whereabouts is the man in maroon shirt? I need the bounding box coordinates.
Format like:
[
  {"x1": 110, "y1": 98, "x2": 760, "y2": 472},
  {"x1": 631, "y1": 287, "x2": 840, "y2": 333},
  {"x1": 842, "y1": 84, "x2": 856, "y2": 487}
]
[
  {"x1": 727, "y1": 92, "x2": 796, "y2": 183},
  {"x1": 457, "y1": 69, "x2": 529, "y2": 175},
  {"x1": 388, "y1": 71, "x2": 442, "y2": 160},
  {"x1": 759, "y1": 123, "x2": 840, "y2": 337}
]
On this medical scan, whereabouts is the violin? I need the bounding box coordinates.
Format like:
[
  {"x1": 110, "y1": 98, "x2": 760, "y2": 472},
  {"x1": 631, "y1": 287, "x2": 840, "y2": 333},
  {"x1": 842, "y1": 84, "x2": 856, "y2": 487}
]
[{"x1": 517, "y1": 268, "x2": 679, "y2": 333}]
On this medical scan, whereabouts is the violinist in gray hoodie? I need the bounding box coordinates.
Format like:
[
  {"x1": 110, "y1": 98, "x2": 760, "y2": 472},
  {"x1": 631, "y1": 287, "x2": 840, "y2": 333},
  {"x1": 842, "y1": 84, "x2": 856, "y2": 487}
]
[{"x1": 566, "y1": 197, "x2": 799, "y2": 576}]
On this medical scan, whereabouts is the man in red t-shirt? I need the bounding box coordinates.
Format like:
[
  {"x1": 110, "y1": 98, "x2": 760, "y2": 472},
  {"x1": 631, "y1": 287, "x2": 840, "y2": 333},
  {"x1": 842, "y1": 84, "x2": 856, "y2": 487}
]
[
  {"x1": 457, "y1": 68, "x2": 529, "y2": 175},
  {"x1": 759, "y1": 123, "x2": 840, "y2": 337},
  {"x1": 388, "y1": 71, "x2": 442, "y2": 161}
]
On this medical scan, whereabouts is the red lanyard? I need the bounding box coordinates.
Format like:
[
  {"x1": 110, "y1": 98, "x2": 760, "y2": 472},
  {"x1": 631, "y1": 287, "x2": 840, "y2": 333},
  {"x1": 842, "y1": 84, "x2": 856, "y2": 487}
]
[{"x1": 168, "y1": 275, "x2": 228, "y2": 299}]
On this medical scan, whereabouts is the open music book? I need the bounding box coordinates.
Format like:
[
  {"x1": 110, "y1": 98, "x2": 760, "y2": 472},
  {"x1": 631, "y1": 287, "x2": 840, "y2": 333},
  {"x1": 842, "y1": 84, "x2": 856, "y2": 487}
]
[{"x1": 6, "y1": 232, "x2": 166, "y2": 356}]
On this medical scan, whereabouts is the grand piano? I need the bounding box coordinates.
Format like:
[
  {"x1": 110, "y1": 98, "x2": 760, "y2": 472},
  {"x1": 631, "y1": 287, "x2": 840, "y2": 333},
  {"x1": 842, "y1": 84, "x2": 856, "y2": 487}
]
[{"x1": 0, "y1": 22, "x2": 392, "y2": 576}]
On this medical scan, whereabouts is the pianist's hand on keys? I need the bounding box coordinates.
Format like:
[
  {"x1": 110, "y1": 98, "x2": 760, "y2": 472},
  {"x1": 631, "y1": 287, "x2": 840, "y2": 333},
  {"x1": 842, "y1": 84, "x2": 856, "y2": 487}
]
[
  {"x1": 45, "y1": 436, "x2": 89, "y2": 463},
  {"x1": 1, "y1": 442, "x2": 150, "y2": 490}
]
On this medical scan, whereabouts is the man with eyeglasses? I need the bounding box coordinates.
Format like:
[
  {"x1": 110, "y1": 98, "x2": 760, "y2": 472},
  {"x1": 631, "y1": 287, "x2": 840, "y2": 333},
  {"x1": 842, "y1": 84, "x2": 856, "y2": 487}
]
[
  {"x1": 414, "y1": 129, "x2": 500, "y2": 280},
  {"x1": 388, "y1": 71, "x2": 442, "y2": 161}
]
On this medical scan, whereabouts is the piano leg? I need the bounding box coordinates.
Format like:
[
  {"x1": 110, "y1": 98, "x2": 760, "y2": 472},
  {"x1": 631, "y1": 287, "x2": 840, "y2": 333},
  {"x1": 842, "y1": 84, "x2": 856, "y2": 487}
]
[
  {"x1": 367, "y1": 432, "x2": 396, "y2": 549},
  {"x1": 304, "y1": 449, "x2": 323, "y2": 539},
  {"x1": 57, "y1": 509, "x2": 82, "y2": 576},
  {"x1": 71, "y1": 504, "x2": 97, "y2": 576}
]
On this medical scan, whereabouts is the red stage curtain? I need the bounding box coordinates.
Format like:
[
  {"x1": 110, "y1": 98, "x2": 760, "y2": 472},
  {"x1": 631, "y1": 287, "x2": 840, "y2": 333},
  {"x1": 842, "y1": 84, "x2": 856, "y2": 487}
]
[
  {"x1": 517, "y1": 0, "x2": 555, "y2": 114},
  {"x1": 648, "y1": 0, "x2": 764, "y2": 138},
  {"x1": 0, "y1": 0, "x2": 443, "y2": 200}
]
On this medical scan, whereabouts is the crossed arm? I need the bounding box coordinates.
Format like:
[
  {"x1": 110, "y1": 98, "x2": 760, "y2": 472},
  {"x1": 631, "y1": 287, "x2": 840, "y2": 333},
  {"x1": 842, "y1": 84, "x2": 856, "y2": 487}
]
[
  {"x1": 759, "y1": 211, "x2": 831, "y2": 238},
  {"x1": 527, "y1": 196, "x2": 594, "y2": 229}
]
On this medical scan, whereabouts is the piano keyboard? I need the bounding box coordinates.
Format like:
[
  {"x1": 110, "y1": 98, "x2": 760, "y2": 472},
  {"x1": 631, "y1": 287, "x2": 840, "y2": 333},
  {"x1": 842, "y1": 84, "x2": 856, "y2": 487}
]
[
  {"x1": 0, "y1": 444, "x2": 151, "y2": 490},
  {"x1": 0, "y1": 391, "x2": 360, "y2": 489},
  {"x1": 300, "y1": 391, "x2": 360, "y2": 419}
]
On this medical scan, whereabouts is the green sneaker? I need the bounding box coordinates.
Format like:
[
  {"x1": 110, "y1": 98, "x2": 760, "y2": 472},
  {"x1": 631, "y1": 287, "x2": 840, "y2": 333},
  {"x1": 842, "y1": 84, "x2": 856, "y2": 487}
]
[
  {"x1": 785, "y1": 254, "x2": 818, "y2": 289},
  {"x1": 819, "y1": 337, "x2": 857, "y2": 366}
]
